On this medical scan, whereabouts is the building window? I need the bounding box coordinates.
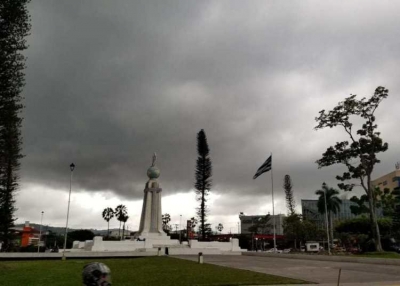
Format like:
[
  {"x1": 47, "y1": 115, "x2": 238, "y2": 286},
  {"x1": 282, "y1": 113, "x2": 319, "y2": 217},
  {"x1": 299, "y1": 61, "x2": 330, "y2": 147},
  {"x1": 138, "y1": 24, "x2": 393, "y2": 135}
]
[
  {"x1": 383, "y1": 181, "x2": 387, "y2": 186},
  {"x1": 393, "y1": 177, "x2": 398, "y2": 182}
]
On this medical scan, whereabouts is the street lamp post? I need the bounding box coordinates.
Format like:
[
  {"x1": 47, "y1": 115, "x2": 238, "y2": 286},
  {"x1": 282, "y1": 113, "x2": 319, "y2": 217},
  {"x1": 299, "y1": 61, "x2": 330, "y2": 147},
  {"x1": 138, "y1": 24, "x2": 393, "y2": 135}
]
[
  {"x1": 255, "y1": 237, "x2": 258, "y2": 252},
  {"x1": 179, "y1": 215, "x2": 182, "y2": 244},
  {"x1": 238, "y1": 212, "x2": 244, "y2": 235},
  {"x1": 62, "y1": 163, "x2": 75, "y2": 260},
  {"x1": 37, "y1": 211, "x2": 44, "y2": 253}
]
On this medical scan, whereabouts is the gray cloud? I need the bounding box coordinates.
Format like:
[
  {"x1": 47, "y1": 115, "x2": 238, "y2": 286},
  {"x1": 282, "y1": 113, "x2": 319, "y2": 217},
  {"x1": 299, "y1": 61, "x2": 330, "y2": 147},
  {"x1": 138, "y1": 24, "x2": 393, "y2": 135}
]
[{"x1": 19, "y1": 0, "x2": 400, "y2": 225}]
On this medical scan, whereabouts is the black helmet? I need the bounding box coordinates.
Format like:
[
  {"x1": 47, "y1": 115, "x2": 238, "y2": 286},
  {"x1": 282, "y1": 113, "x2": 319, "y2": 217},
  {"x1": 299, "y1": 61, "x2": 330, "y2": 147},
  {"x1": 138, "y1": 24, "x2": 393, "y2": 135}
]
[{"x1": 82, "y1": 262, "x2": 111, "y2": 286}]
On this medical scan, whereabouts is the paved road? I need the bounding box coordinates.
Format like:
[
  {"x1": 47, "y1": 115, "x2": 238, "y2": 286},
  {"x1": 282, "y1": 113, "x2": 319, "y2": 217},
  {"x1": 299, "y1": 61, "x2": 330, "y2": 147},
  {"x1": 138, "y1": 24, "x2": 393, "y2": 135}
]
[{"x1": 175, "y1": 255, "x2": 400, "y2": 285}]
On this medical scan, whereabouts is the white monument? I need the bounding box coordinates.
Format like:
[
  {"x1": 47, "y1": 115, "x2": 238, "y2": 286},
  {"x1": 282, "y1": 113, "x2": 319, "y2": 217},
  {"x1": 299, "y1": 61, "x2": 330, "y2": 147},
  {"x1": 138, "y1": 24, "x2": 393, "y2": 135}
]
[
  {"x1": 68, "y1": 153, "x2": 245, "y2": 254},
  {"x1": 134, "y1": 153, "x2": 169, "y2": 240}
]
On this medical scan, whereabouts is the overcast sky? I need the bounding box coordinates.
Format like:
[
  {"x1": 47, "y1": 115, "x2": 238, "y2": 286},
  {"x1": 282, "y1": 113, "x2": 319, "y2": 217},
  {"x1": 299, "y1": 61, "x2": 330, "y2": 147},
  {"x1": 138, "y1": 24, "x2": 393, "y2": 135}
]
[{"x1": 16, "y1": 0, "x2": 400, "y2": 232}]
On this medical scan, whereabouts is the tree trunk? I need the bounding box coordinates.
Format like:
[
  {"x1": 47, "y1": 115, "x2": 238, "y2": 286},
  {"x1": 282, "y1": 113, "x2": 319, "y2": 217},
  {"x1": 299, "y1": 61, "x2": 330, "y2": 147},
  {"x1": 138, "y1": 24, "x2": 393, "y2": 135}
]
[
  {"x1": 107, "y1": 221, "x2": 110, "y2": 238},
  {"x1": 201, "y1": 191, "x2": 205, "y2": 240},
  {"x1": 326, "y1": 211, "x2": 331, "y2": 247},
  {"x1": 122, "y1": 222, "x2": 125, "y2": 241},
  {"x1": 329, "y1": 211, "x2": 334, "y2": 247},
  {"x1": 367, "y1": 189, "x2": 383, "y2": 251},
  {"x1": 119, "y1": 221, "x2": 121, "y2": 240},
  {"x1": 2, "y1": 164, "x2": 14, "y2": 250}
]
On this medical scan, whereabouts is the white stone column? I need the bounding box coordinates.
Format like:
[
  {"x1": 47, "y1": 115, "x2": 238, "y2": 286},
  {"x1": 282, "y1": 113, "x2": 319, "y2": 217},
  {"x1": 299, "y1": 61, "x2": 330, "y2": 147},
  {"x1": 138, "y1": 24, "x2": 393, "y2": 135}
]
[{"x1": 134, "y1": 154, "x2": 168, "y2": 239}]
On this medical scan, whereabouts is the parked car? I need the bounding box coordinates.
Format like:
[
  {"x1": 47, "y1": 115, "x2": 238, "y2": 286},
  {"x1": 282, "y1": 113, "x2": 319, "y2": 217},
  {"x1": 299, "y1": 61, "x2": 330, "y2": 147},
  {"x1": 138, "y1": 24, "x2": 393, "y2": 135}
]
[
  {"x1": 266, "y1": 248, "x2": 282, "y2": 253},
  {"x1": 382, "y1": 238, "x2": 400, "y2": 253},
  {"x1": 333, "y1": 246, "x2": 346, "y2": 253},
  {"x1": 346, "y1": 246, "x2": 361, "y2": 254},
  {"x1": 283, "y1": 248, "x2": 291, "y2": 253}
]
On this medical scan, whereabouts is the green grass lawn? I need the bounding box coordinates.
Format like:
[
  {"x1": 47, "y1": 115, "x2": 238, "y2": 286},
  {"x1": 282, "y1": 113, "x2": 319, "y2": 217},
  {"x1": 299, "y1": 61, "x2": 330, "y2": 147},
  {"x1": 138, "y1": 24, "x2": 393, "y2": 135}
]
[
  {"x1": 357, "y1": 252, "x2": 400, "y2": 259},
  {"x1": 0, "y1": 257, "x2": 307, "y2": 286}
]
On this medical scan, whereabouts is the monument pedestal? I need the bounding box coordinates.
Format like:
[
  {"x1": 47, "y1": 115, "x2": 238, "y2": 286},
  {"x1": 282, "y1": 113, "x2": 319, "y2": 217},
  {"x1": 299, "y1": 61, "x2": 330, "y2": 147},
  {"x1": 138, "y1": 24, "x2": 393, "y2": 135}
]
[{"x1": 134, "y1": 187, "x2": 167, "y2": 240}]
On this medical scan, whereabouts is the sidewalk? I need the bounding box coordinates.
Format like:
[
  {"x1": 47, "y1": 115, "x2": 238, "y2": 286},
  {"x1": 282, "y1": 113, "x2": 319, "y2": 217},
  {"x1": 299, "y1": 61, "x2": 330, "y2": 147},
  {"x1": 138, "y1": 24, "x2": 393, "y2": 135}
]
[
  {"x1": 263, "y1": 283, "x2": 400, "y2": 286},
  {"x1": 176, "y1": 255, "x2": 400, "y2": 285},
  {"x1": 243, "y1": 252, "x2": 400, "y2": 266}
]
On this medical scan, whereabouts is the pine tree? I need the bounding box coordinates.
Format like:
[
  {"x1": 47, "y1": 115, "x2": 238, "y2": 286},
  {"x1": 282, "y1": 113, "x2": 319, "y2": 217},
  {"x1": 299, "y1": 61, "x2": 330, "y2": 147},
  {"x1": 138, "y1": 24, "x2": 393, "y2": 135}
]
[
  {"x1": 195, "y1": 129, "x2": 212, "y2": 240},
  {"x1": 283, "y1": 175, "x2": 296, "y2": 215},
  {"x1": 0, "y1": 0, "x2": 31, "y2": 250}
]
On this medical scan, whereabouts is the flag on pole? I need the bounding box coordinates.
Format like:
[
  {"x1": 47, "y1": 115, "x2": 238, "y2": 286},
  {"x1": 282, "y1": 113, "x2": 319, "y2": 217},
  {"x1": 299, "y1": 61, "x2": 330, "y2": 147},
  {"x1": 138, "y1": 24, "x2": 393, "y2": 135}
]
[{"x1": 253, "y1": 155, "x2": 272, "y2": 179}]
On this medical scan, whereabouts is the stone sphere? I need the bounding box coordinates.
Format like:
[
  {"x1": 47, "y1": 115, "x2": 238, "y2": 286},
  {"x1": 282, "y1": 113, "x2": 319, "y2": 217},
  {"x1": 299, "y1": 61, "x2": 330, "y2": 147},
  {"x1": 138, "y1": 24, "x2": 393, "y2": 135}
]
[{"x1": 147, "y1": 166, "x2": 160, "y2": 179}]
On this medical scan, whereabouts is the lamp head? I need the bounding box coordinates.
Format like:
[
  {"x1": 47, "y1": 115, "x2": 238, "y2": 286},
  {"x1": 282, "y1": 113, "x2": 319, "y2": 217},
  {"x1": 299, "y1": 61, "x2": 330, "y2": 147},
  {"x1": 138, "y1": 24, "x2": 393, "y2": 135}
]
[{"x1": 70, "y1": 163, "x2": 75, "y2": 171}]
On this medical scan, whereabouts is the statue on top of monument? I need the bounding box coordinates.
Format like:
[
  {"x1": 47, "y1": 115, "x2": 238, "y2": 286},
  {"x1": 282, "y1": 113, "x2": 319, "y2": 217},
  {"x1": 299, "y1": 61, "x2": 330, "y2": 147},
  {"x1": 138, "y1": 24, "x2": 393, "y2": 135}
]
[
  {"x1": 147, "y1": 152, "x2": 160, "y2": 186},
  {"x1": 152, "y1": 152, "x2": 157, "y2": 167}
]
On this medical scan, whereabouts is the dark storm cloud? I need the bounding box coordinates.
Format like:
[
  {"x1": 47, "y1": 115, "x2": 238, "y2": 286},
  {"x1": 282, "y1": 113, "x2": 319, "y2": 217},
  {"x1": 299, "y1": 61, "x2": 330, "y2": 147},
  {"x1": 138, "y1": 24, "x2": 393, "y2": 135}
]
[{"x1": 21, "y1": 0, "x2": 400, "y2": 207}]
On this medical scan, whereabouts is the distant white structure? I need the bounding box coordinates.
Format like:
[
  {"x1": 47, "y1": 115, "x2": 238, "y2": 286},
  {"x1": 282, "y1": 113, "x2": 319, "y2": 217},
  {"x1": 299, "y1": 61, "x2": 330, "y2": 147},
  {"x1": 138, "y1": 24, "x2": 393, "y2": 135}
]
[{"x1": 71, "y1": 236, "x2": 242, "y2": 255}]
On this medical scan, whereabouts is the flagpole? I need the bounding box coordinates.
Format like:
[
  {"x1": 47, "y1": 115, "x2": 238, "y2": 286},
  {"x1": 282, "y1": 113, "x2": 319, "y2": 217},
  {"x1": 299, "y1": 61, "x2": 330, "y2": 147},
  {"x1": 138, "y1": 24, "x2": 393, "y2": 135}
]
[{"x1": 271, "y1": 153, "x2": 276, "y2": 252}]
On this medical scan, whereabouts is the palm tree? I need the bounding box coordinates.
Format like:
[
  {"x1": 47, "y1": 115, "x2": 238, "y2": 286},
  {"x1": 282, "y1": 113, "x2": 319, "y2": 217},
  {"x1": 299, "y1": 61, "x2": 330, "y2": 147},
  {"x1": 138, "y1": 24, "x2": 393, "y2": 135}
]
[
  {"x1": 102, "y1": 207, "x2": 115, "y2": 237},
  {"x1": 121, "y1": 214, "x2": 129, "y2": 240},
  {"x1": 115, "y1": 204, "x2": 127, "y2": 240},
  {"x1": 315, "y1": 183, "x2": 342, "y2": 245}
]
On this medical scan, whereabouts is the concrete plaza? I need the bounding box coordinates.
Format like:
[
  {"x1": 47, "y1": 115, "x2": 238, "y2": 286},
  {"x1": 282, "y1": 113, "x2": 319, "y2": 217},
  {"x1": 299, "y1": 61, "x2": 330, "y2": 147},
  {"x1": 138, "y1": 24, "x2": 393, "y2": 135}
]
[{"x1": 176, "y1": 255, "x2": 400, "y2": 285}]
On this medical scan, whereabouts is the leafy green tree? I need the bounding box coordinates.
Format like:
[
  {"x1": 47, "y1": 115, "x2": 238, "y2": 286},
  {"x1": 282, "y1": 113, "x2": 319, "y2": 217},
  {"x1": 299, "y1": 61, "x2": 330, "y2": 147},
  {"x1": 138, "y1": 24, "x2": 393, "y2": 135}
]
[
  {"x1": 102, "y1": 207, "x2": 115, "y2": 237},
  {"x1": 335, "y1": 217, "x2": 392, "y2": 237},
  {"x1": 283, "y1": 214, "x2": 302, "y2": 249},
  {"x1": 202, "y1": 223, "x2": 213, "y2": 237},
  {"x1": 216, "y1": 223, "x2": 224, "y2": 233},
  {"x1": 284, "y1": 175, "x2": 296, "y2": 215},
  {"x1": 44, "y1": 230, "x2": 64, "y2": 249},
  {"x1": 315, "y1": 86, "x2": 389, "y2": 251},
  {"x1": 115, "y1": 205, "x2": 127, "y2": 239},
  {"x1": 375, "y1": 187, "x2": 397, "y2": 217},
  {"x1": 300, "y1": 220, "x2": 325, "y2": 242},
  {"x1": 195, "y1": 129, "x2": 212, "y2": 240},
  {"x1": 315, "y1": 183, "x2": 342, "y2": 244},
  {"x1": 248, "y1": 215, "x2": 271, "y2": 234},
  {"x1": 350, "y1": 194, "x2": 370, "y2": 216},
  {"x1": 350, "y1": 187, "x2": 396, "y2": 217},
  {"x1": 68, "y1": 229, "x2": 95, "y2": 242},
  {"x1": 162, "y1": 213, "x2": 171, "y2": 234},
  {"x1": 391, "y1": 187, "x2": 400, "y2": 236},
  {"x1": 190, "y1": 217, "x2": 198, "y2": 229},
  {"x1": 0, "y1": 0, "x2": 31, "y2": 251}
]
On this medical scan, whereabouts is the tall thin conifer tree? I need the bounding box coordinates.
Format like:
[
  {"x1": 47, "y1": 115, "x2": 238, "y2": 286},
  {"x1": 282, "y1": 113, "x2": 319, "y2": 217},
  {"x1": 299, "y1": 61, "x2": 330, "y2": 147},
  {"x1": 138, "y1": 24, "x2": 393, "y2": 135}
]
[
  {"x1": 283, "y1": 175, "x2": 296, "y2": 215},
  {"x1": 195, "y1": 129, "x2": 212, "y2": 240},
  {"x1": 0, "y1": 0, "x2": 31, "y2": 250}
]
